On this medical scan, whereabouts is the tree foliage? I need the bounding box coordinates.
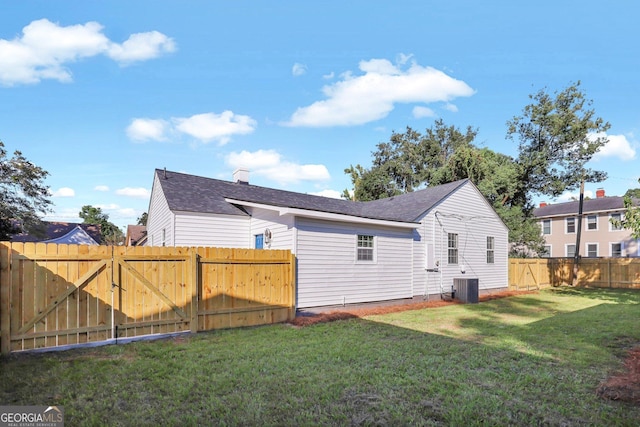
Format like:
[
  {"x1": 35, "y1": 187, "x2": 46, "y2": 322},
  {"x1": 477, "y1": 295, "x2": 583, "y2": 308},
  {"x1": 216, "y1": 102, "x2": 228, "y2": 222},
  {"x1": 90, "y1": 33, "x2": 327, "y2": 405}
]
[
  {"x1": 137, "y1": 212, "x2": 148, "y2": 226},
  {"x1": 506, "y1": 81, "x2": 610, "y2": 201},
  {"x1": 612, "y1": 179, "x2": 640, "y2": 239},
  {"x1": 0, "y1": 141, "x2": 52, "y2": 240},
  {"x1": 79, "y1": 205, "x2": 124, "y2": 245}
]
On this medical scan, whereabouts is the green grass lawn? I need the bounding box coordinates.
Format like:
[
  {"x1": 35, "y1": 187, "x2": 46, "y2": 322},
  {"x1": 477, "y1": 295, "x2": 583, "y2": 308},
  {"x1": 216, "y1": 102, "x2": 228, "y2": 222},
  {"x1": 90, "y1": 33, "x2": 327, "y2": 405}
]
[{"x1": 1, "y1": 287, "x2": 639, "y2": 426}]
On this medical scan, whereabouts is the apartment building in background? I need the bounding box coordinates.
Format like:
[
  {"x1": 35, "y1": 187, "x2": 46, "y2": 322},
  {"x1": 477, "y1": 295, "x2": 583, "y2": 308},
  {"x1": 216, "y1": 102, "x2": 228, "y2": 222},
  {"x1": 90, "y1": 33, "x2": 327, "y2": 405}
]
[{"x1": 533, "y1": 188, "x2": 639, "y2": 258}]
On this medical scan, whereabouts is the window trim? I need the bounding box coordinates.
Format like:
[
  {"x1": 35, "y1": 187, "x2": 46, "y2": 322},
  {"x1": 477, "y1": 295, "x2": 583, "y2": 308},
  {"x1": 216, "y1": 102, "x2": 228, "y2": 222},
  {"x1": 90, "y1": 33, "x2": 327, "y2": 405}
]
[
  {"x1": 586, "y1": 215, "x2": 598, "y2": 231},
  {"x1": 609, "y1": 213, "x2": 623, "y2": 231},
  {"x1": 566, "y1": 217, "x2": 576, "y2": 234},
  {"x1": 486, "y1": 236, "x2": 495, "y2": 264},
  {"x1": 586, "y1": 242, "x2": 598, "y2": 258},
  {"x1": 611, "y1": 242, "x2": 623, "y2": 257},
  {"x1": 566, "y1": 243, "x2": 576, "y2": 258},
  {"x1": 448, "y1": 233, "x2": 459, "y2": 265},
  {"x1": 356, "y1": 234, "x2": 375, "y2": 262},
  {"x1": 541, "y1": 219, "x2": 551, "y2": 235},
  {"x1": 541, "y1": 245, "x2": 551, "y2": 258}
]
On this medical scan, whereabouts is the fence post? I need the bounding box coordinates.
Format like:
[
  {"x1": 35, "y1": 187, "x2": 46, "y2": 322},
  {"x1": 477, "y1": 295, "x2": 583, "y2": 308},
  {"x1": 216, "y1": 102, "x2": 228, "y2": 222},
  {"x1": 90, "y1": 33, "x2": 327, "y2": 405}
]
[
  {"x1": 0, "y1": 242, "x2": 10, "y2": 355},
  {"x1": 190, "y1": 249, "x2": 199, "y2": 333}
]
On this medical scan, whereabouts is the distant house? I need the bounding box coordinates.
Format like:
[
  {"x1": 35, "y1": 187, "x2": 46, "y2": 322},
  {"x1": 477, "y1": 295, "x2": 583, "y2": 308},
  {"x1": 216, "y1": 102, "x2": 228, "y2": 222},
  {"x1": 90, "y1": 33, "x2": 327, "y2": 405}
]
[
  {"x1": 533, "y1": 188, "x2": 640, "y2": 258},
  {"x1": 125, "y1": 225, "x2": 147, "y2": 246},
  {"x1": 145, "y1": 168, "x2": 509, "y2": 308},
  {"x1": 10, "y1": 222, "x2": 101, "y2": 245}
]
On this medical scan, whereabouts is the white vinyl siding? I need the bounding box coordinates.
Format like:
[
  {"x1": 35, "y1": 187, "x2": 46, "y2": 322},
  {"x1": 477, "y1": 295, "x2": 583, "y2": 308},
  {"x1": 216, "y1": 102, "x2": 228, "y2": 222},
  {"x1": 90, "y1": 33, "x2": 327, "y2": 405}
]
[
  {"x1": 174, "y1": 212, "x2": 250, "y2": 247},
  {"x1": 248, "y1": 207, "x2": 295, "y2": 251},
  {"x1": 146, "y1": 175, "x2": 175, "y2": 246},
  {"x1": 412, "y1": 181, "x2": 509, "y2": 297},
  {"x1": 296, "y1": 218, "x2": 413, "y2": 308}
]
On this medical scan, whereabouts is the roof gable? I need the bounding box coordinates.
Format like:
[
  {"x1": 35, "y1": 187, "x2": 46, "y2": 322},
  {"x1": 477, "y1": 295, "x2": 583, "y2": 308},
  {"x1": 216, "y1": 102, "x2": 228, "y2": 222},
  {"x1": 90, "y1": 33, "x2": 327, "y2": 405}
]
[{"x1": 154, "y1": 169, "x2": 470, "y2": 224}]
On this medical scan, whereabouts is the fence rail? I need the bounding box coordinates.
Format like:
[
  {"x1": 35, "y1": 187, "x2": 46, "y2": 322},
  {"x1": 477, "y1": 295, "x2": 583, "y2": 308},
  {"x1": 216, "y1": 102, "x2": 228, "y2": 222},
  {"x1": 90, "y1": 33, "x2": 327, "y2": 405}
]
[
  {"x1": 0, "y1": 243, "x2": 296, "y2": 354},
  {"x1": 509, "y1": 258, "x2": 640, "y2": 290}
]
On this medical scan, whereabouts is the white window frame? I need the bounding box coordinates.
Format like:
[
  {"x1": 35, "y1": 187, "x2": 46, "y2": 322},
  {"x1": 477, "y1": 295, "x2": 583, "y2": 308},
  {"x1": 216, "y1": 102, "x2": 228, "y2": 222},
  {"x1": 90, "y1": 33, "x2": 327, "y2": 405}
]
[
  {"x1": 566, "y1": 244, "x2": 576, "y2": 258},
  {"x1": 586, "y1": 243, "x2": 598, "y2": 258},
  {"x1": 448, "y1": 233, "x2": 458, "y2": 264},
  {"x1": 541, "y1": 245, "x2": 551, "y2": 258},
  {"x1": 586, "y1": 215, "x2": 598, "y2": 231},
  {"x1": 356, "y1": 234, "x2": 375, "y2": 262},
  {"x1": 610, "y1": 242, "x2": 623, "y2": 257},
  {"x1": 542, "y1": 219, "x2": 551, "y2": 235},
  {"x1": 609, "y1": 213, "x2": 623, "y2": 231},
  {"x1": 486, "y1": 236, "x2": 495, "y2": 264},
  {"x1": 566, "y1": 217, "x2": 576, "y2": 234}
]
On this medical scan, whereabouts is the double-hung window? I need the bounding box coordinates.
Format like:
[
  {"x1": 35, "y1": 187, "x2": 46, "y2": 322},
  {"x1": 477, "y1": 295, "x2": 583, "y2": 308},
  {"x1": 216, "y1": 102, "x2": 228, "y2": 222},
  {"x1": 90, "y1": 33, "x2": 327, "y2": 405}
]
[
  {"x1": 611, "y1": 243, "x2": 622, "y2": 257},
  {"x1": 587, "y1": 215, "x2": 598, "y2": 231},
  {"x1": 486, "y1": 236, "x2": 495, "y2": 264},
  {"x1": 448, "y1": 233, "x2": 458, "y2": 264},
  {"x1": 566, "y1": 217, "x2": 576, "y2": 234},
  {"x1": 566, "y1": 244, "x2": 576, "y2": 258},
  {"x1": 357, "y1": 235, "x2": 374, "y2": 261},
  {"x1": 586, "y1": 243, "x2": 598, "y2": 258},
  {"x1": 542, "y1": 219, "x2": 551, "y2": 235},
  {"x1": 610, "y1": 213, "x2": 623, "y2": 231}
]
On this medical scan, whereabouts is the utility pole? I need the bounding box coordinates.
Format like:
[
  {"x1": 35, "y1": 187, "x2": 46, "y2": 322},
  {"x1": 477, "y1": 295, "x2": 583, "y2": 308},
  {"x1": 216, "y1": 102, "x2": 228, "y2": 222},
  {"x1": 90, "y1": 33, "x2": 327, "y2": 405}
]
[{"x1": 572, "y1": 178, "x2": 585, "y2": 286}]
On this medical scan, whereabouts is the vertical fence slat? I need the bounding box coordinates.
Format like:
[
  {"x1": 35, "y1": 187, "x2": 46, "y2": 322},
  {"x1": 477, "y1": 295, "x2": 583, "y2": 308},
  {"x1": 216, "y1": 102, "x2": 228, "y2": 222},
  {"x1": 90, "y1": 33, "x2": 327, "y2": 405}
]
[{"x1": 0, "y1": 242, "x2": 10, "y2": 355}]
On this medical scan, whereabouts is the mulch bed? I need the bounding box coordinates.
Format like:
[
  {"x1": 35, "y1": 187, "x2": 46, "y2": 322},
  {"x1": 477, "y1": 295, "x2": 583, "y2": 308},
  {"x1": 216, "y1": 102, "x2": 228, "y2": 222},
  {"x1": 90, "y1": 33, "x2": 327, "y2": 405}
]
[
  {"x1": 288, "y1": 289, "x2": 640, "y2": 406},
  {"x1": 597, "y1": 347, "x2": 640, "y2": 405},
  {"x1": 289, "y1": 290, "x2": 537, "y2": 327}
]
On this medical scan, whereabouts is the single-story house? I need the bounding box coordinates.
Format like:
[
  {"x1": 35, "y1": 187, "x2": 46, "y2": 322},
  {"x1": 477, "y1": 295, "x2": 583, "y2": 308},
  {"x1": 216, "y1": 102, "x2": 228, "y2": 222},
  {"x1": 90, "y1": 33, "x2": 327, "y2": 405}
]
[
  {"x1": 145, "y1": 168, "x2": 509, "y2": 308},
  {"x1": 11, "y1": 221, "x2": 101, "y2": 245}
]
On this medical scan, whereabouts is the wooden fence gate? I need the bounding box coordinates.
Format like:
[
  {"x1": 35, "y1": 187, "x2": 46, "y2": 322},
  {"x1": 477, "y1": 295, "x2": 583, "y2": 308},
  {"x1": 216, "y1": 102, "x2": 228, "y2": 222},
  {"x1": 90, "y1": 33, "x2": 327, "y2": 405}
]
[{"x1": 1, "y1": 243, "x2": 295, "y2": 354}]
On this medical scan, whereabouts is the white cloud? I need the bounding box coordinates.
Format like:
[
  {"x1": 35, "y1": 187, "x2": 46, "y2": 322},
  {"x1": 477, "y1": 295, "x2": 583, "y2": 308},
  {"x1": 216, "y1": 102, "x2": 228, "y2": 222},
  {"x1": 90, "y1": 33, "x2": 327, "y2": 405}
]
[
  {"x1": 592, "y1": 133, "x2": 636, "y2": 161},
  {"x1": 126, "y1": 118, "x2": 170, "y2": 142},
  {"x1": 283, "y1": 57, "x2": 475, "y2": 127},
  {"x1": 94, "y1": 185, "x2": 110, "y2": 192},
  {"x1": 174, "y1": 111, "x2": 257, "y2": 145},
  {"x1": 0, "y1": 19, "x2": 175, "y2": 86},
  {"x1": 115, "y1": 187, "x2": 150, "y2": 198},
  {"x1": 322, "y1": 71, "x2": 335, "y2": 80},
  {"x1": 226, "y1": 149, "x2": 330, "y2": 185},
  {"x1": 310, "y1": 189, "x2": 342, "y2": 199},
  {"x1": 126, "y1": 111, "x2": 257, "y2": 144},
  {"x1": 292, "y1": 62, "x2": 307, "y2": 76},
  {"x1": 557, "y1": 190, "x2": 594, "y2": 203},
  {"x1": 443, "y1": 103, "x2": 459, "y2": 112},
  {"x1": 412, "y1": 106, "x2": 436, "y2": 118},
  {"x1": 52, "y1": 187, "x2": 75, "y2": 197},
  {"x1": 107, "y1": 31, "x2": 176, "y2": 64}
]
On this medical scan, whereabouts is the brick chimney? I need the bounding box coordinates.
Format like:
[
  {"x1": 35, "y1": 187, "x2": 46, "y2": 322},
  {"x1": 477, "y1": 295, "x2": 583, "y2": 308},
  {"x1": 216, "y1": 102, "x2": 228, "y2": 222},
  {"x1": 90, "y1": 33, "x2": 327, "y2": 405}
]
[
  {"x1": 540, "y1": 202, "x2": 548, "y2": 208},
  {"x1": 596, "y1": 188, "x2": 605, "y2": 198},
  {"x1": 233, "y1": 168, "x2": 249, "y2": 184}
]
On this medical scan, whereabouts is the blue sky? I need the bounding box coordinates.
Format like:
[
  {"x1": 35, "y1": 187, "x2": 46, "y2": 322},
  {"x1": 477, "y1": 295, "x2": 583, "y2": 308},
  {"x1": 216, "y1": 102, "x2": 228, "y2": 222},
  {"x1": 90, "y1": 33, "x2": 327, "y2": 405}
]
[{"x1": 1, "y1": 1, "x2": 638, "y2": 231}]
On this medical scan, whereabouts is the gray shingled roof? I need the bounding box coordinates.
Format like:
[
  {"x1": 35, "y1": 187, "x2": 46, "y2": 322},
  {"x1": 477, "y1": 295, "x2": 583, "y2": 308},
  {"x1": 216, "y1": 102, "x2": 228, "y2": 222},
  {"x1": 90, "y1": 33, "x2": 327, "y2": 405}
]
[
  {"x1": 155, "y1": 169, "x2": 469, "y2": 223},
  {"x1": 533, "y1": 196, "x2": 637, "y2": 217}
]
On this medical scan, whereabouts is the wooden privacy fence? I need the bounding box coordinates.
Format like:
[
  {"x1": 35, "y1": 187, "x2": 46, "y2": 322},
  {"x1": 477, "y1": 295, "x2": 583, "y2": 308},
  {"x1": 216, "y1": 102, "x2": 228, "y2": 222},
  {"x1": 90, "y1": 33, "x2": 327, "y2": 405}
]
[
  {"x1": 0, "y1": 243, "x2": 296, "y2": 354},
  {"x1": 509, "y1": 258, "x2": 640, "y2": 290}
]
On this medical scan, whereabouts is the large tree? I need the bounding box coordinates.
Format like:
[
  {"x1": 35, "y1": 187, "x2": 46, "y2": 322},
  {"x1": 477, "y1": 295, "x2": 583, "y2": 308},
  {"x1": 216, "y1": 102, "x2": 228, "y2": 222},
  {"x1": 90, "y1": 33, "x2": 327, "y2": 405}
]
[
  {"x1": 0, "y1": 141, "x2": 52, "y2": 240},
  {"x1": 79, "y1": 205, "x2": 124, "y2": 245},
  {"x1": 507, "y1": 81, "x2": 610, "y2": 202}
]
